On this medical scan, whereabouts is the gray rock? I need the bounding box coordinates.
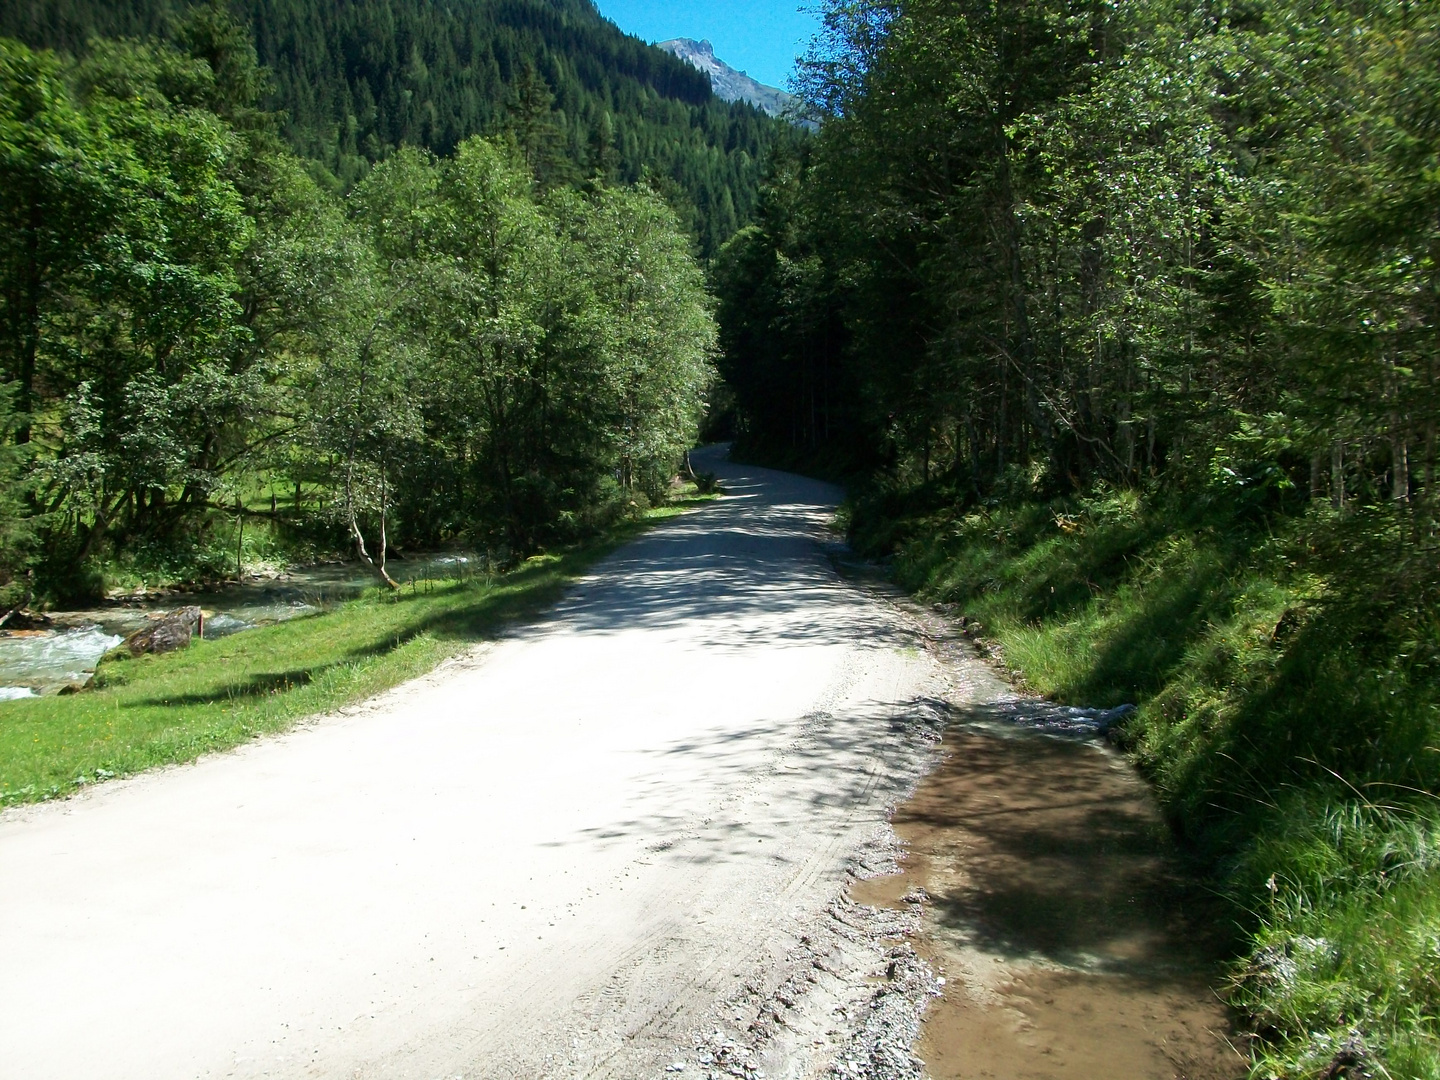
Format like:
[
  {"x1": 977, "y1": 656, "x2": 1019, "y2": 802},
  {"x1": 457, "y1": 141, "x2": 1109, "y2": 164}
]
[
  {"x1": 121, "y1": 606, "x2": 203, "y2": 656},
  {"x1": 1094, "y1": 703, "x2": 1138, "y2": 733},
  {"x1": 0, "y1": 609, "x2": 53, "y2": 632},
  {"x1": 656, "y1": 39, "x2": 798, "y2": 120}
]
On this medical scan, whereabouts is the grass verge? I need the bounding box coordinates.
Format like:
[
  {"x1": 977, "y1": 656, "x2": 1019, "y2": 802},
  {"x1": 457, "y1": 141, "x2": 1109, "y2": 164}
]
[
  {"x1": 0, "y1": 498, "x2": 709, "y2": 810},
  {"x1": 848, "y1": 481, "x2": 1440, "y2": 1079}
]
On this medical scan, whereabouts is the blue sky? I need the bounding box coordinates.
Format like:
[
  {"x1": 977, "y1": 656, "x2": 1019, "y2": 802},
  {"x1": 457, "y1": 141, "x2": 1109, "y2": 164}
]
[{"x1": 594, "y1": 1, "x2": 822, "y2": 89}]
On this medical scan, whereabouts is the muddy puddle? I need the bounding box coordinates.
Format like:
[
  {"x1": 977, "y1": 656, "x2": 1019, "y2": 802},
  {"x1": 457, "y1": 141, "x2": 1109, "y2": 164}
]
[{"x1": 855, "y1": 710, "x2": 1243, "y2": 1080}]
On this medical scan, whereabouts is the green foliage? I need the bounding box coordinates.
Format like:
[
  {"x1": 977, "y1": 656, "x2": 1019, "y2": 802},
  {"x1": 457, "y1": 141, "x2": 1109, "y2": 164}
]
[
  {"x1": 711, "y1": 155, "x2": 859, "y2": 467},
  {"x1": 0, "y1": 383, "x2": 36, "y2": 604},
  {"x1": 0, "y1": 0, "x2": 802, "y2": 255},
  {"x1": 557, "y1": 183, "x2": 717, "y2": 499},
  {"x1": 335, "y1": 139, "x2": 716, "y2": 552},
  {"x1": 0, "y1": 22, "x2": 718, "y2": 600},
  {"x1": 1, "y1": 29, "x2": 262, "y2": 598},
  {"x1": 723, "y1": 0, "x2": 1440, "y2": 506},
  {"x1": 716, "y1": 1, "x2": 1440, "y2": 1072}
]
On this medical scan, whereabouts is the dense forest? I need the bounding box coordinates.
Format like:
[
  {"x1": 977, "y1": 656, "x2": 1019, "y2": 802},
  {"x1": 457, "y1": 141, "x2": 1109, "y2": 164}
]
[
  {"x1": 0, "y1": 0, "x2": 801, "y2": 254},
  {"x1": 714, "y1": 0, "x2": 1440, "y2": 1075},
  {"x1": 0, "y1": 5, "x2": 716, "y2": 600}
]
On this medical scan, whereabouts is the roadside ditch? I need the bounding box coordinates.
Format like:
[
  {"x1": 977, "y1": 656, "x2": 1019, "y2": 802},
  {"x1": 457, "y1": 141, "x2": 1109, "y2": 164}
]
[{"x1": 834, "y1": 571, "x2": 1244, "y2": 1080}]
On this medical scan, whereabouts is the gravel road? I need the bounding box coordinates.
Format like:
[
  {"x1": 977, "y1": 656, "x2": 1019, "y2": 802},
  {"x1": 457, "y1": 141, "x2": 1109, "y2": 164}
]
[{"x1": 0, "y1": 447, "x2": 950, "y2": 1080}]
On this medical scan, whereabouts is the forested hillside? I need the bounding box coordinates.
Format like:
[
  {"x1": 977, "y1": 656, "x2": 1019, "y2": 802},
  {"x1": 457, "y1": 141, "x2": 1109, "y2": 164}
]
[
  {"x1": 0, "y1": 0, "x2": 798, "y2": 253},
  {"x1": 0, "y1": 8, "x2": 716, "y2": 602},
  {"x1": 713, "y1": 0, "x2": 1440, "y2": 1075}
]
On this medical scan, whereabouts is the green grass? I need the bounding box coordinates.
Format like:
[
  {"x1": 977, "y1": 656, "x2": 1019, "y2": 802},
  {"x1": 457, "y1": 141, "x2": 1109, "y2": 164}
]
[
  {"x1": 0, "y1": 499, "x2": 707, "y2": 808},
  {"x1": 1233, "y1": 797, "x2": 1440, "y2": 1079},
  {"x1": 849, "y1": 481, "x2": 1440, "y2": 1079}
]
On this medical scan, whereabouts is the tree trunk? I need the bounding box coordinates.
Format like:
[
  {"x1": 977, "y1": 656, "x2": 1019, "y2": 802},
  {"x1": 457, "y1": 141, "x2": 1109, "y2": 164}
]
[
  {"x1": 1116, "y1": 345, "x2": 1135, "y2": 484},
  {"x1": 1425, "y1": 419, "x2": 1436, "y2": 499},
  {"x1": 348, "y1": 510, "x2": 399, "y2": 589},
  {"x1": 74, "y1": 502, "x2": 112, "y2": 566},
  {"x1": 964, "y1": 407, "x2": 982, "y2": 498},
  {"x1": 1391, "y1": 419, "x2": 1410, "y2": 503},
  {"x1": 344, "y1": 447, "x2": 399, "y2": 590},
  {"x1": 997, "y1": 141, "x2": 1049, "y2": 469},
  {"x1": 379, "y1": 468, "x2": 390, "y2": 582},
  {"x1": 1331, "y1": 441, "x2": 1347, "y2": 512},
  {"x1": 14, "y1": 194, "x2": 42, "y2": 445},
  {"x1": 996, "y1": 356, "x2": 1008, "y2": 473}
]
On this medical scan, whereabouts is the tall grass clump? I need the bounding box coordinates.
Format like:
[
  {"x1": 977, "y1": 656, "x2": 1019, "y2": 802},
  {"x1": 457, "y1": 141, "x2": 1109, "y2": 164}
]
[{"x1": 1234, "y1": 797, "x2": 1440, "y2": 1079}]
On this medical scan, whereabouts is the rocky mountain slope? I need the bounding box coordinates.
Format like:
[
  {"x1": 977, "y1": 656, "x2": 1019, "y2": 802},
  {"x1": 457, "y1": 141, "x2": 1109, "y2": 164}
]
[{"x1": 657, "y1": 38, "x2": 795, "y2": 118}]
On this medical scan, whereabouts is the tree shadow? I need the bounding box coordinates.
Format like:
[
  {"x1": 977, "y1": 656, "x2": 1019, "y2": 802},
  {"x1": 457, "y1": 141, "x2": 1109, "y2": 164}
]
[
  {"x1": 125, "y1": 449, "x2": 871, "y2": 707},
  {"x1": 348, "y1": 451, "x2": 901, "y2": 655},
  {"x1": 908, "y1": 717, "x2": 1234, "y2": 975},
  {"x1": 129, "y1": 667, "x2": 320, "y2": 706}
]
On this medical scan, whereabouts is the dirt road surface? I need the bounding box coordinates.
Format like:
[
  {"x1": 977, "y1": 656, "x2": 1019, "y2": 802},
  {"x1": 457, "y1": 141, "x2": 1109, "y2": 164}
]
[{"x1": 0, "y1": 448, "x2": 950, "y2": 1080}]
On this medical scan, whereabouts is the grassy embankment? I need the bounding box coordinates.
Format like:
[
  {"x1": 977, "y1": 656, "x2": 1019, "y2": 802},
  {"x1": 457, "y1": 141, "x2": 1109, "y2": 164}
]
[
  {"x1": 0, "y1": 497, "x2": 711, "y2": 810},
  {"x1": 847, "y1": 480, "x2": 1440, "y2": 1078}
]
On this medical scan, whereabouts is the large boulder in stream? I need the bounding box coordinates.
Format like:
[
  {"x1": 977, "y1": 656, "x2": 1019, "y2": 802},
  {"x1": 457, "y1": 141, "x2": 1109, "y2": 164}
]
[
  {"x1": 0, "y1": 609, "x2": 53, "y2": 632},
  {"x1": 120, "y1": 606, "x2": 203, "y2": 657}
]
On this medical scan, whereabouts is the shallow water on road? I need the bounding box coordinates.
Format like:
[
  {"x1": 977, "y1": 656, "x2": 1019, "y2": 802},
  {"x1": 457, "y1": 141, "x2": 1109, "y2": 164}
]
[{"x1": 855, "y1": 713, "x2": 1243, "y2": 1080}]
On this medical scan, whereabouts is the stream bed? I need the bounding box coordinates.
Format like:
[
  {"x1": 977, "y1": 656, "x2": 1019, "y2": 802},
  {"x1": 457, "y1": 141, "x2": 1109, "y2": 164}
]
[
  {"x1": 0, "y1": 553, "x2": 479, "y2": 697},
  {"x1": 855, "y1": 704, "x2": 1244, "y2": 1080}
]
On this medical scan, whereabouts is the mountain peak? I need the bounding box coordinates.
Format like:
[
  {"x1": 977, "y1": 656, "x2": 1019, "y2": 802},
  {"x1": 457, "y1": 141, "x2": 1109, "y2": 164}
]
[{"x1": 656, "y1": 38, "x2": 796, "y2": 120}]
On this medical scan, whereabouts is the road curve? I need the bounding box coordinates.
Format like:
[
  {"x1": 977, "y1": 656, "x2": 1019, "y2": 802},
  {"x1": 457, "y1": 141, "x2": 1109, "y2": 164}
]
[{"x1": 0, "y1": 447, "x2": 945, "y2": 1080}]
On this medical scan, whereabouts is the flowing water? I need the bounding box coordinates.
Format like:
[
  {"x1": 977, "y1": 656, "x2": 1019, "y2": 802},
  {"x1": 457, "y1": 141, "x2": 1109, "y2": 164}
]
[
  {"x1": 0, "y1": 553, "x2": 479, "y2": 696},
  {"x1": 855, "y1": 704, "x2": 1244, "y2": 1080}
]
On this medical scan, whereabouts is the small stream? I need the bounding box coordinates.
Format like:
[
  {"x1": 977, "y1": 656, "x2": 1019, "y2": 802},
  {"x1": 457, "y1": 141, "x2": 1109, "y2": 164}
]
[
  {"x1": 0, "y1": 553, "x2": 479, "y2": 697},
  {"x1": 855, "y1": 702, "x2": 1244, "y2": 1080}
]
